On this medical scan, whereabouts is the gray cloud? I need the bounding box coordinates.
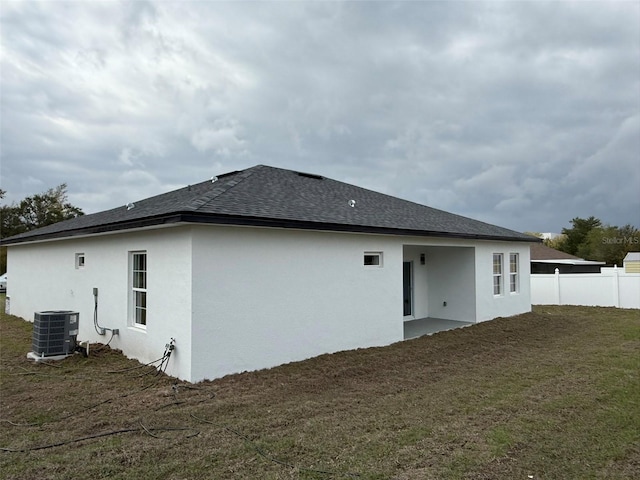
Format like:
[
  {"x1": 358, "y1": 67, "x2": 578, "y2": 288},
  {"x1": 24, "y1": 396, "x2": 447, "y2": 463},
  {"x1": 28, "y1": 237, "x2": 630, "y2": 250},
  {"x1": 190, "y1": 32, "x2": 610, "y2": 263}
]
[{"x1": 1, "y1": 1, "x2": 638, "y2": 233}]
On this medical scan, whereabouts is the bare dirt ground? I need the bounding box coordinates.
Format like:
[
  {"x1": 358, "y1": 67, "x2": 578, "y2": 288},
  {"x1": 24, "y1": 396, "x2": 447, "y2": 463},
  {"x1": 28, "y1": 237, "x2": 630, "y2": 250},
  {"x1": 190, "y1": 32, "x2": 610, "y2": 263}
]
[{"x1": 1, "y1": 302, "x2": 639, "y2": 479}]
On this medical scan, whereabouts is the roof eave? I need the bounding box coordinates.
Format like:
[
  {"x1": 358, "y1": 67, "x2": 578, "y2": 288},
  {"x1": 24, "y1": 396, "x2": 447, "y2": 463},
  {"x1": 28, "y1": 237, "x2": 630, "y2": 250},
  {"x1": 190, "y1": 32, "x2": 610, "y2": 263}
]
[
  {"x1": 1, "y1": 212, "x2": 539, "y2": 245},
  {"x1": 532, "y1": 259, "x2": 606, "y2": 265},
  {"x1": 188, "y1": 214, "x2": 538, "y2": 242},
  {"x1": 0, "y1": 214, "x2": 184, "y2": 245}
]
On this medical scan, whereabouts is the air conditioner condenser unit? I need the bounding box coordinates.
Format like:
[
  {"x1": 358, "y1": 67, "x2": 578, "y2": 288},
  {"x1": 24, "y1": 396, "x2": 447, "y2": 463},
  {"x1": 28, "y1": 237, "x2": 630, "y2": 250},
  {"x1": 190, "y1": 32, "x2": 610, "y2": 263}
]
[{"x1": 31, "y1": 311, "x2": 79, "y2": 358}]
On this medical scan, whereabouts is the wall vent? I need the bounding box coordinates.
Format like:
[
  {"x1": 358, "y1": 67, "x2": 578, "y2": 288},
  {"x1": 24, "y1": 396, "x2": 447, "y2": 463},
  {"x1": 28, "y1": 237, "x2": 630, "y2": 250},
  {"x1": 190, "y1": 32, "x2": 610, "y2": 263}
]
[{"x1": 32, "y1": 311, "x2": 79, "y2": 357}]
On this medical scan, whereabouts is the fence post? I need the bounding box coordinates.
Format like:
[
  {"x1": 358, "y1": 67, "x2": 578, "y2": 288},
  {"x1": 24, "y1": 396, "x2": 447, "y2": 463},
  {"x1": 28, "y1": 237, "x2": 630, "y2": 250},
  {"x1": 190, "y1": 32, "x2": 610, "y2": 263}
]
[
  {"x1": 613, "y1": 265, "x2": 620, "y2": 308},
  {"x1": 554, "y1": 268, "x2": 561, "y2": 305}
]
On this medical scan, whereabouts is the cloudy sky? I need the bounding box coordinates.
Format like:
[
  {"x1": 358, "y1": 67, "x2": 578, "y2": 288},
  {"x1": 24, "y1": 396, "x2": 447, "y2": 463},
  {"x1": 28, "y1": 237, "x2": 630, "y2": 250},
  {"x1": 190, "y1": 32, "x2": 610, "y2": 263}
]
[{"x1": 1, "y1": 0, "x2": 638, "y2": 233}]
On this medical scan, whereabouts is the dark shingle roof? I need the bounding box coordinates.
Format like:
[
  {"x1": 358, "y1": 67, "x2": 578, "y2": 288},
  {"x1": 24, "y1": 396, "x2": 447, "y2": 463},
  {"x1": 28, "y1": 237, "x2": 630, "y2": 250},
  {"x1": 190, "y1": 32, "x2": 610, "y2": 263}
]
[{"x1": 2, "y1": 165, "x2": 538, "y2": 244}]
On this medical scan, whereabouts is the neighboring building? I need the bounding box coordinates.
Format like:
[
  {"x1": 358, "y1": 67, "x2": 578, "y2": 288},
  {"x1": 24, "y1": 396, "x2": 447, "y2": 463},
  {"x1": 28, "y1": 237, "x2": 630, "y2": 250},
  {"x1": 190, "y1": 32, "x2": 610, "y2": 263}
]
[
  {"x1": 2, "y1": 165, "x2": 537, "y2": 382},
  {"x1": 624, "y1": 252, "x2": 640, "y2": 273},
  {"x1": 530, "y1": 243, "x2": 605, "y2": 274}
]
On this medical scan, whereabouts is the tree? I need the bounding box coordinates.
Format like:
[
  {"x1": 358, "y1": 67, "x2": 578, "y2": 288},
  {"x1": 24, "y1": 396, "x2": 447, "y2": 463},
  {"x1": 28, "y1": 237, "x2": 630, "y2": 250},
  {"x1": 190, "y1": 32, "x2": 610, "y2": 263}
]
[
  {"x1": 552, "y1": 216, "x2": 639, "y2": 265},
  {"x1": 1, "y1": 184, "x2": 84, "y2": 273},
  {"x1": 1, "y1": 203, "x2": 25, "y2": 239},
  {"x1": 544, "y1": 235, "x2": 567, "y2": 251},
  {"x1": 560, "y1": 216, "x2": 602, "y2": 256},
  {"x1": 580, "y1": 224, "x2": 640, "y2": 266}
]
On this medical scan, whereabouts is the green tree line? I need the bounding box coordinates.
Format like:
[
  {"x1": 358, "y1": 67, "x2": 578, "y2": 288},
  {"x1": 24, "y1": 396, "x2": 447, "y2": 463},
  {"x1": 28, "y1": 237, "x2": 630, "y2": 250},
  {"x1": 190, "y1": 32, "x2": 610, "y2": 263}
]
[
  {"x1": 542, "y1": 216, "x2": 639, "y2": 266},
  {"x1": 0, "y1": 184, "x2": 84, "y2": 273}
]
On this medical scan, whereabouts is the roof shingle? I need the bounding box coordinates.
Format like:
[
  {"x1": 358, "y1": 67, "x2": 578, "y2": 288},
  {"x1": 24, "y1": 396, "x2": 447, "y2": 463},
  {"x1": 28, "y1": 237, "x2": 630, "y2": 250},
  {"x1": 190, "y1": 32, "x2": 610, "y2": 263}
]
[
  {"x1": 530, "y1": 242, "x2": 581, "y2": 261},
  {"x1": 2, "y1": 165, "x2": 538, "y2": 244}
]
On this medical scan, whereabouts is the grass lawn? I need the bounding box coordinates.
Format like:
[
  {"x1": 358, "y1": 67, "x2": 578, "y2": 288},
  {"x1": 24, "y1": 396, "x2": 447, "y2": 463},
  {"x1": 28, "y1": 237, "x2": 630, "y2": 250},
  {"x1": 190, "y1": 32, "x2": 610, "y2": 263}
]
[{"x1": 1, "y1": 296, "x2": 638, "y2": 479}]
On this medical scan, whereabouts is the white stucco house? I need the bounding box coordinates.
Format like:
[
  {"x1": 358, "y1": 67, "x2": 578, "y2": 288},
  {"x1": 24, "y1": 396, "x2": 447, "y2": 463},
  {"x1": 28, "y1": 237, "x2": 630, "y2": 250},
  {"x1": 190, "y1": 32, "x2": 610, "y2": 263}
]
[{"x1": 2, "y1": 165, "x2": 538, "y2": 382}]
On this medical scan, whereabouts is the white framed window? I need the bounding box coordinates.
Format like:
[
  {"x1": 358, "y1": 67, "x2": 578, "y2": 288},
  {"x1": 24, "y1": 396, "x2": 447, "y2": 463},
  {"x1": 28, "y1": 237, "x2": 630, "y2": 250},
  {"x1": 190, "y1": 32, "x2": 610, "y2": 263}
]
[
  {"x1": 75, "y1": 253, "x2": 85, "y2": 269},
  {"x1": 493, "y1": 253, "x2": 503, "y2": 296},
  {"x1": 509, "y1": 253, "x2": 519, "y2": 293},
  {"x1": 130, "y1": 251, "x2": 147, "y2": 327},
  {"x1": 364, "y1": 252, "x2": 383, "y2": 267}
]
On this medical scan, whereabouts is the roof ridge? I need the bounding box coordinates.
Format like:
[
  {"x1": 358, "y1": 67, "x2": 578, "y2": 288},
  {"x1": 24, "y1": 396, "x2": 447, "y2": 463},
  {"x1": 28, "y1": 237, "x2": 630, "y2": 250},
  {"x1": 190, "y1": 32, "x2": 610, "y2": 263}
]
[{"x1": 187, "y1": 165, "x2": 263, "y2": 211}]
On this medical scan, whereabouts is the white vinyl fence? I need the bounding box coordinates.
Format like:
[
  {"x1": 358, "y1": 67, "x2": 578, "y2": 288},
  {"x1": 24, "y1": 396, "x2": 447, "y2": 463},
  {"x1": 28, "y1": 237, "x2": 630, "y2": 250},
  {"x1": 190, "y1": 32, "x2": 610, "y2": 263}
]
[{"x1": 531, "y1": 266, "x2": 640, "y2": 309}]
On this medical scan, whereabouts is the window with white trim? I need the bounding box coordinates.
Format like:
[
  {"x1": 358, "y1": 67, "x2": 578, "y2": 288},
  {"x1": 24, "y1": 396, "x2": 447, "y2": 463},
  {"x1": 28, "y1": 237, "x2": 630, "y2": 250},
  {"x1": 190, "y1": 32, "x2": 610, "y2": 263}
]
[
  {"x1": 493, "y1": 253, "x2": 503, "y2": 296},
  {"x1": 509, "y1": 253, "x2": 519, "y2": 293},
  {"x1": 364, "y1": 252, "x2": 383, "y2": 267},
  {"x1": 130, "y1": 251, "x2": 147, "y2": 327}
]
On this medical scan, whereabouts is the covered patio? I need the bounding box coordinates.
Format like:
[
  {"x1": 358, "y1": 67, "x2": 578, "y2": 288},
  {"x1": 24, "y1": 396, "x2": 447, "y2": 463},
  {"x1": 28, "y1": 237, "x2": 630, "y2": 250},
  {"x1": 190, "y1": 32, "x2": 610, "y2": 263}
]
[
  {"x1": 402, "y1": 244, "x2": 477, "y2": 336},
  {"x1": 403, "y1": 317, "x2": 473, "y2": 340}
]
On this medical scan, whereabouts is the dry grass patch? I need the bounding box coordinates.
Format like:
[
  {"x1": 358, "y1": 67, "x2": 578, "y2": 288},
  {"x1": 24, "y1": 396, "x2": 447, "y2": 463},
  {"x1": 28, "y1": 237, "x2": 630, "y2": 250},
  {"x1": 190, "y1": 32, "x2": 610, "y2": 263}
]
[{"x1": 1, "y1": 297, "x2": 638, "y2": 479}]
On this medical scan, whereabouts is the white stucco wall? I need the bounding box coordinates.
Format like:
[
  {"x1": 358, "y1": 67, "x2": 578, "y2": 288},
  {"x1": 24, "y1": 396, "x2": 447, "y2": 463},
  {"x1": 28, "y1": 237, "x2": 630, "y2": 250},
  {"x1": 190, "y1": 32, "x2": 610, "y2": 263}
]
[
  {"x1": 189, "y1": 225, "x2": 403, "y2": 382},
  {"x1": 6, "y1": 227, "x2": 193, "y2": 380},
  {"x1": 474, "y1": 241, "x2": 532, "y2": 321},
  {"x1": 7, "y1": 224, "x2": 534, "y2": 383},
  {"x1": 425, "y1": 246, "x2": 476, "y2": 321}
]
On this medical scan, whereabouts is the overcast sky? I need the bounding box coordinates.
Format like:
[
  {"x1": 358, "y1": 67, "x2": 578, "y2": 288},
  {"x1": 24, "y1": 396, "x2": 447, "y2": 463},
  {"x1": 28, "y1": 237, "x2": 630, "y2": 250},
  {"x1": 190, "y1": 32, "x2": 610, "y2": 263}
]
[{"x1": 1, "y1": 1, "x2": 638, "y2": 233}]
